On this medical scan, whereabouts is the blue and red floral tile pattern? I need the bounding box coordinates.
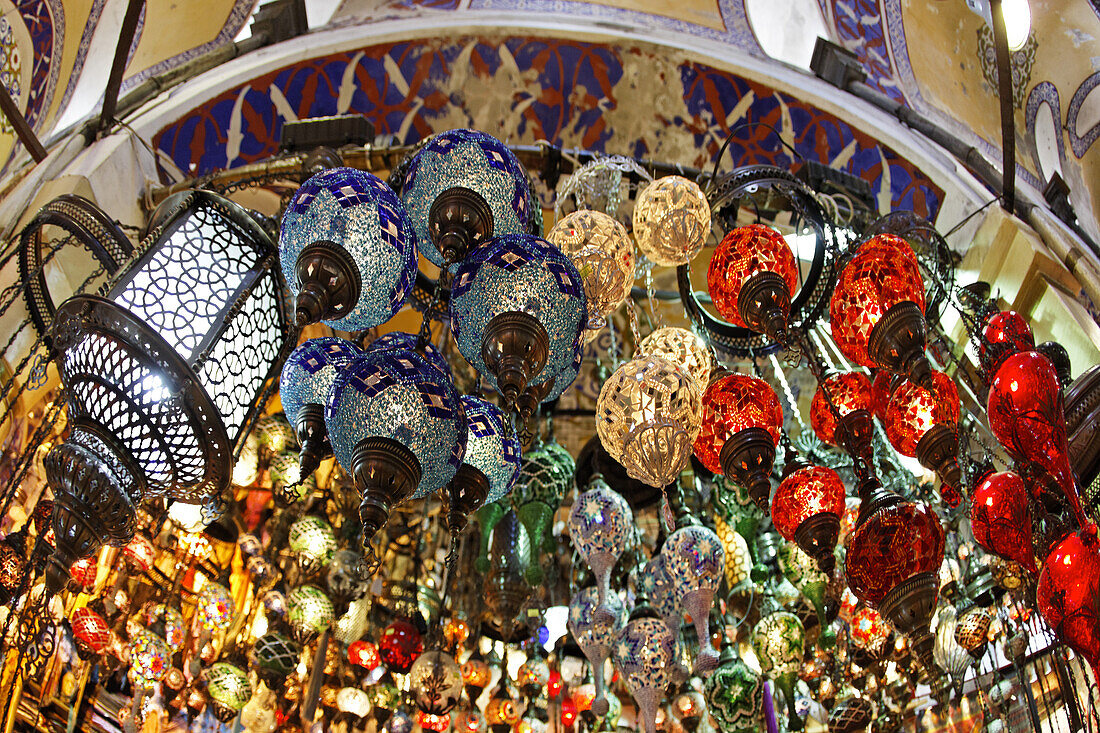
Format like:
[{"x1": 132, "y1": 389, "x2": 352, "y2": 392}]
[{"x1": 153, "y1": 35, "x2": 942, "y2": 220}]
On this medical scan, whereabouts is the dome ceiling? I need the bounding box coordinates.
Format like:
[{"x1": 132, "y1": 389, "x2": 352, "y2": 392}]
[{"x1": 0, "y1": 0, "x2": 1095, "y2": 236}]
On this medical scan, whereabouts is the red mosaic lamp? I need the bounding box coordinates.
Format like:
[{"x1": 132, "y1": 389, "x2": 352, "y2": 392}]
[
  {"x1": 829, "y1": 234, "x2": 932, "y2": 388},
  {"x1": 707, "y1": 224, "x2": 799, "y2": 341},
  {"x1": 694, "y1": 372, "x2": 784, "y2": 510},
  {"x1": 1037, "y1": 528, "x2": 1100, "y2": 684},
  {"x1": 378, "y1": 619, "x2": 423, "y2": 673},
  {"x1": 870, "y1": 370, "x2": 895, "y2": 423},
  {"x1": 978, "y1": 310, "x2": 1034, "y2": 378},
  {"x1": 970, "y1": 471, "x2": 1038, "y2": 574},
  {"x1": 987, "y1": 350, "x2": 1091, "y2": 529},
  {"x1": 884, "y1": 369, "x2": 963, "y2": 506},
  {"x1": 772, "y1": 464, "x2": 846, "y2": 574},
  {"x1": 71, "y1": 606, "x2": 112, "y2": 658},
  {"x1": 810, "y1": 371, "x2": 875, "y2": 466},
  {"x1": 69, "y1": 555, "x2": 99, "y2": 591},
  {"x1": 845, "y1": 487, "x2": 945, "y2": 679}
]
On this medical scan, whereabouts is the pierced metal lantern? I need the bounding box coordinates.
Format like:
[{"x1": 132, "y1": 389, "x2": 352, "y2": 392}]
[
  {"x1": 450, "y1": 234, "x2": 587, "y2": 411},
  {"x1": 44, "y1": 190, "x2": 291, "y2": 593},
  {"x1": 279, "y1": 167, "x2": 417, "y2": 328},
  {"x1": 280, "y1": 337, "x2": 365, "y2": 479},
  {"x1": 401, "y1": 129, "x2": 533, "y2": 268}
]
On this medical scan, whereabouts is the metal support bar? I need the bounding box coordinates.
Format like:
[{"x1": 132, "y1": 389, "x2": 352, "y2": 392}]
[
  {"x1": 96, "y1": 0, "x2": 145, "y2": 140},
  {"x1": 0, "y1": 82, "x2": 46, "y2": 163},
  {"x1": 989, "y1": 0, "x2": 1016, "y2": 213}
]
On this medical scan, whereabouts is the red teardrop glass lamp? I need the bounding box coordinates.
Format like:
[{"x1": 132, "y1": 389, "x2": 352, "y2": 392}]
[
  {"x1": 829, "y1": 234, "x2": 932, "y2": 388},
  {"x1": 772, "y1": 464, "x2": 846, "y2": 574},
  {"x1": 884, "y1": 369, "x2": 963, "y2": 506},
  {"x1": 970, "y1": 471, "x2": 1038, "y2": 574},
  {"x1": 979, "y1": 310, "x2": 1034, "y2": 379},
  {"x1": 810, "y1": 371, "x2": 875, "y2": 466},
  {"x1": 987, "y1": 351, "x2": 1090, "y2": 528},
  {"x1": 1037, "y1": 528, "x2": 1100, "y2": 684},
  {"x1": 707, "y1": 224, "x2": 799, "y2": 341},
  {"x1": 694, "y1": 373, "x2": 784, "y2": 510}
]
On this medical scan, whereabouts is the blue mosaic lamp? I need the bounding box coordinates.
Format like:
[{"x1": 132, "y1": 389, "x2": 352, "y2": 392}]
[
  {"x1": 366, "y1": 330, "x2": 451, "y2": 380},
  {"x1": 450, "y1": 234, "x2": 586, "y2": 412},
  {"x1": 279, "y1": 167, "x2": 417, "y2": 328},
  {"x1": 400, "y1": 129, "x2": 532, "y2": 268},
  {"x1": 279, "y1": 337, "x2": 365, "y2": 481},
  {"x1": 325, "y1": 348, "x2": 466, "y2": 564}
]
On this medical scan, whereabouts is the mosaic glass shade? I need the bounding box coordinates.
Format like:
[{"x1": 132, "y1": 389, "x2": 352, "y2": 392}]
[
  {"x1": 637, "y1": 555, "x2": 679, "y2": 625},
  {"x1": 884, "y1": 369, "x2": 959, "y2": 457},
  {"x1": 693, "y1": 372, "x2": 783, "y2": 475},
  {"x1": 714, "y1": 514, "x2": 753, "y2": 590},
  {"x1": 829, "y1": 234, "x2": 925, "y2": 368},
  {"x1": 252, "y1": 633, "x2": 300, "y2": 686},
  {"x1": 68, "y1": 556, "x2": 97, "y2": 589},
  {"x1": 71, "y1": 606, "x2": 111, "y2": 654},
  {"x1": 662, "y1": 525, "x2": 724, "y2": 671},
  {"x1": 257, "y1": 413, "x2": 297, "y2": 453},
  {"x1": 287, "y1": 585, "x2": 335, "y2": 644},
  {"x1": 461, "y1": 395, "x2": 521, "y2": 504},
  {"x1": 349, "y1": 639, "x2": 381, "y2": 669},
  {"x1": 543, "y1": 341, "x2": 583, "y2": 403},
  {"x1": 845, "y1": 500, "x2": 944, "y2": 606},
  {"x1": 207, "y1": 662, "x2": 252, "y2": 720},
  {"x1": 367, "y1": 331, "x2": 451, "y2": 379},
  {"x1": 288, "y1": 515, "x2": 338, "y2": 573},
  {"x1": 776, "y1": 542, "x2": 830, "y2": 624},
  {"x1": 596, "y1": 355, "x2": 703, "y2": 488},
  {"x1": 326, "y1": 348, "x2": 466, "y2": 499},
  {"x1": 632, "y1": 176, "x2": 711, "y2": 267},
  {"x1": 450, "y1": 233, "x2": 586, "y2": 391},
  {"x1": 752, "y1": 611, "x2": 805, "y2": 676},
  {"x1": 704, "y1": 653, "x2": 763, "y2": 733},
  {"x1": 279, "y1": 167, "x2": 417, "y2": 329},
  {"x1": 123, "y1": 534, "x2": 156, "y2": 572},
  {"x1": 401, "y1": 129, "x2": 533, "y2": 268},
  {"x1": 707, "y1": 224, "x2": 798, "y2": 330},
  {"x1": 613, "y1": 616, "x2": 677, "y2": 733},
  {"x1": 129, "y1": 628, "x2": 170, "y2": 687},
  {"x1": 637, "y1": 327, "x2": 713, "y2": 392},
  {"x1": 953, "y1": 605, "x2": 994, "y2": 651},
  {"x1": 848, "y1": 606, "x2": 890, "y2": 654},
  {"x1": 546, "y1": 209, "x2": 635, "y2": 328},
  {"x1": 409, "y1": 650, "x2": 463, "y2": 715},
  {"x1": 379, "y1": 619, "x2": 423, "y2": 673},
  {"x1": 144, "y1": 603, "x2": 184, "y2": 651},
  {"x1": 809, "y1": 372, "x2": 873, "y2": 446},
  {"x1": 197, "y1": 581, "x2": 234, "y2": 632},
  {"x1": 771, "y1": 466, "x2": 846, "y2": 540},
  {"x1": 568, "y1": 586, "x2": 628, "y2": 660},
  {"x1": 970, "y1": 471, "x2": 1037, "y2": 574},
  {"x1": 871, "y1": 370, "x2": 893, "y2": 422},
  {"x1": 280, "y1": 337, "x2": 365, "y2": 427},
  {"x1": 569, "y1": 479, "x2": 633, "y2": 618}
]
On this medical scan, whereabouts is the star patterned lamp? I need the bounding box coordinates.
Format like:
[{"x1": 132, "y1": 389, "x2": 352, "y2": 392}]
[
  {"x1": 450, "y1": 234, "x2": 587, "y2": 411},
  {"x1": 206, "y1": 662, "x2": 252, "y2": 723},
  {"x1": 547, "y1": 209, "x2": 635, "y2": 328},
  {"x1": 613, "y1": 609, "x2": 676, "y2": 733},
  {"x1": 568, "y1": 478, "x2": 633, "y2": 623},
  {"x1": 704, "y1": 643, "x2": 763, "y2": 733},
  {"x1": 751, "y1": 611, "x2": 806, "y2": 731},
  {"x1": 694, "y1": 373, "x2": 783, "y2": 510},
  {"x1": 708, "y1": 224, "x2": 799, "y2": 341},
  {"x1": 401, "y1": 129, "x2": 533, "y2": 268},
  {"x1": 279, "y1": 167, "x2": 417, "y2": 328},
  {"x1": 662, "y1": 525, "x2": 724, "y2": 672},
  {"x1": 279, "y1": 337, "x2": 365, "y2": 480}
]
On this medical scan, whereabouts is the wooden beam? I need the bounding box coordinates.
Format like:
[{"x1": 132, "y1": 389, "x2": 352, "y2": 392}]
[
  {"x1": 97, "y1": 0, "x2": 146, "y2": 139},
  {"x1": 990, "y1": 0, "x2": 1016, "y2": 213},
  {"x1": 0, "y1": 82, "x2": 46, "y2": 163}
]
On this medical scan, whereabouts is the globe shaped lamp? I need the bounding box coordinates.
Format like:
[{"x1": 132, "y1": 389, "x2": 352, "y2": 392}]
[
  {"x1": 287, "y1": 585, "x2": 335, "y2": 645},
  {"x1": 288, "y1": 515, "x2": 338, "y2": 576},
  {"x1": 569, "y1": 586, "x2": 627, "y2": 716},
  {"x1": 326, "y1": 348, "x2": 466, "y2": 564},
  {"x1": 337, "y1": 687, "x2": 373, "y2": 719},
  {"x1": 810, "y1": 371, "x2": 875, "y2": 466},
  {"x1": 845, "y1": 496, "x2": 944, "y2": 680},
  {"x1": 704, "y1": 643, "x2": 763, "y2": 733},
  {"x1": 129, "y1": 628, "x2": 171, "y2": 689},
  {"x1": 401, "y1": 129, "x2": 533, "y2": 268},
  {"x1": 596, "y1": 355, "x2": 703, "y2": 489},
  {"x1": 662, "y1": 525, "x2": 724, "y2": 672},
  {"x1": 708, "y1": 224, "x2": 798, "y2": 341},
  {"x1": 279, "y1": 337, "x2": 365, "y2": 478},
  {"x1": 457, "y1": 395, "x2": 521, "y2": 509},
  {"x1": 461, "y1": 656, "x2": 492, "y2": 702},
  {"x1": 612, "y1": 612, "x2": 676, "y2": 733},
  {"x1": 568, "y1": 478, "x2": 633, "y2": 623},
  {"x1": 379, "y1": 619, "x2": 423, "y2": 673},
  {"x1": 751, "y1": 611, "x2": 806, "y2": 731},
  {"x1": 279, "y1": 168, "x2": 417, "y2": 328},
  {"x1": 979, "y1": 310, "x2": 1034, "y2": 378},
  {"x1": 772, "y1": 465, "x2": 846, "y2": 574},
  {"x1": 637, "y1": 327, "x2": 713, "y2": 391},
  {"x1": 71, "y1": 606, "x2": 111, "y2": 658},
  {"x1": 829, "y1": 233, "x2": 931, "y2": 388},
  {"x1": 206, "y1": 662, "x2": 252, "y2": 723},
  {"x1": 848, "y1": 606, "x2": 890, "y2": 657},
  {"x1": 250, "y1": 633, "x2": 301, "y2": 690},
  {"x1": 970, "y1": 471, "x2": 1037, "y2": 574},
  {"x1": 367, "y1": 331, "x2": 451, "y2": 379},
  {"x1": 410, "y1": 650, "x2": 463, "y2": 715},
  {"x1": 694, "y1": 373, "x2": 783, "y2": 510},
  {"x1": 547, "y1": 209, "x2": 634, "y2": 328},
  {"x1": 632, "y1": 176, "x2": 711, "y2": 267},
  {"x1": 123, "y1": 533, "x2": 156, "y2": 573},
  {"x1": 197, "y1": 581, "x2": 234, "y2": 632},
  {"x1": 450, "y1": 234, "x2": 586, "y2": 412},
  {"x1": 672, "y1": 688, "x2": 706, "y2": 733},
  {"x1": 953, "y1": 605, "x2": 994, "y2": 657},
  {"x1": 885, "y1": 369, "x2": 962, "y2": 505}
]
